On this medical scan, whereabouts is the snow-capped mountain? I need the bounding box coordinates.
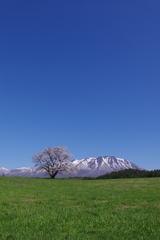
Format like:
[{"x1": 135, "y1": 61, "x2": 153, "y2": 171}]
[
  {"x1": 70, "y1": 156, "x2": 144, "y2": 177},
  {"x1": 0, "y1": 167, "x2": 10, "y2": 176},
  {"x1": 0, "y1": 156, "x2": 145, "y2": 178},
  {"x1": 0, "y1": 167, "x2": 50, "y2": 178},
  {"x1": 4, "y1": 167, "x2": 48, "y2": 178}
]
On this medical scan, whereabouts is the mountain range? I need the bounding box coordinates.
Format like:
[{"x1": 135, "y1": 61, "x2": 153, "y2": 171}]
[{"x1": 0, "y1": 156, "x2": 145, "y2": 178}]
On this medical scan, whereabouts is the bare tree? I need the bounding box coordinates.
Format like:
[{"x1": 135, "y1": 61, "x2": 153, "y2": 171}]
[{"x1": 32, "y1": 146, "x2": 76, "y2": 178}]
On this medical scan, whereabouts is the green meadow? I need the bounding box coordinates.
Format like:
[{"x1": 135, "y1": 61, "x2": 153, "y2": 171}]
[{"x1": 0, "y1": 177, "x2": 160, "y2": 240}]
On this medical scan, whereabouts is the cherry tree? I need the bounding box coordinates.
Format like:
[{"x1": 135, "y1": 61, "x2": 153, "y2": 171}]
[{"x1": 32, "y1": 146, "x2": 76, "y2": 178}]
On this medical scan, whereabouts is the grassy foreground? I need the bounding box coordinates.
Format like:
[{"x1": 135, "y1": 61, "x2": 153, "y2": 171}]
[{"x1": 0, "y1": 177, "x2": 160, "y2": 240}]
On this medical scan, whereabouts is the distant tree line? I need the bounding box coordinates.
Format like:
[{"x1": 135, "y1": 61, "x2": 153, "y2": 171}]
[{"x1": 83, "y1": 169, "x2": 160, "y2": 180}]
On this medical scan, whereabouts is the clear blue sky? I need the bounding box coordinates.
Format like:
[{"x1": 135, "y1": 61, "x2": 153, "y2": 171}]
[{"x1": 0, "y1": 0, "x2": 160, "y2": 170}]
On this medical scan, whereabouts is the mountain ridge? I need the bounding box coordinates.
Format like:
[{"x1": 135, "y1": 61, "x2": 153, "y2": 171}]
[{"x1": 0, "y1": 156, "x2": 145, "y2": 178}]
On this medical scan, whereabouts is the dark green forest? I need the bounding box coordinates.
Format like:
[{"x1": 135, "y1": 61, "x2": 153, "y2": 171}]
[{"x1": 82, "y1": 169, "x2": 160, "y2": 180}]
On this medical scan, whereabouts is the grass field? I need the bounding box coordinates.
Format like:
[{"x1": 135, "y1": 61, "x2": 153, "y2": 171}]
[{"x1": 0, "y1": 177, "x2": 160, "y2": 240}]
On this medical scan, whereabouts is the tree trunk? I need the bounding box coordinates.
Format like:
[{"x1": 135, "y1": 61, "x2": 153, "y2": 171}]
[{"x1": 50, "y1": 170, "x2": 58, "y2": 178}]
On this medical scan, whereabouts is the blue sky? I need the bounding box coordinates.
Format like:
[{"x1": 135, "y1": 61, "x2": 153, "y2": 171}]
[{"x1": 0, "y1": 0, "x2": 160, "y2": 170}]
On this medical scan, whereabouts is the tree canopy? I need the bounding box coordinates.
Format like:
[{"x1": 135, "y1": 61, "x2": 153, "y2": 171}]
[{"x1": 32, "y1": 146, "x2": 76, "y2": 178}]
